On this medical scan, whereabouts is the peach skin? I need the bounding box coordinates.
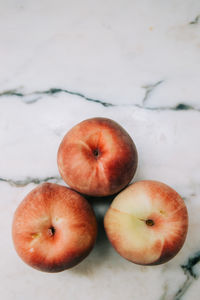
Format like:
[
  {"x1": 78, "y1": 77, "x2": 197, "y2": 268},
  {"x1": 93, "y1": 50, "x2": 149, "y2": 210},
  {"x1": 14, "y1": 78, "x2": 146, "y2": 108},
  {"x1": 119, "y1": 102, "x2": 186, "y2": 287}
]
[
  {"x1": 12, "y1": 183, "x2": 97, "y2": 272},
  {"x1": 104, "y1": 180, "x2": 188, "y2": 265},
  {"x1": 57, "y1": 118, "x2": 138, "y2": 196}
]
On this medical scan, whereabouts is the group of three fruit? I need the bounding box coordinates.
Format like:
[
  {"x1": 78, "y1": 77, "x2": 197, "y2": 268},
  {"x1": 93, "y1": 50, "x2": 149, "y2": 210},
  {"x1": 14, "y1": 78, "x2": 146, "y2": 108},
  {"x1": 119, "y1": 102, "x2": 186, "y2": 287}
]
[{"x1": 12, "y1": 118, "x2": 188, "y2": 272}]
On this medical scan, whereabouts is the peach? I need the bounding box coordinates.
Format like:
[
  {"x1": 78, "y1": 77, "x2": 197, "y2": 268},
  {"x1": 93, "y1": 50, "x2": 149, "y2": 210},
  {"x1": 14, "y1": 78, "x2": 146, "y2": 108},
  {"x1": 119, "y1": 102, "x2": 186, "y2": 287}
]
[
  {"x1": 104, "y1": 180, "x2": 188, "y2": 265},
  {"x1": 57, "y1": 118, "x2": 138, "y2": 196},
  {"x1": 12, "y1": 183, "x2": 97, "y2": 272}
]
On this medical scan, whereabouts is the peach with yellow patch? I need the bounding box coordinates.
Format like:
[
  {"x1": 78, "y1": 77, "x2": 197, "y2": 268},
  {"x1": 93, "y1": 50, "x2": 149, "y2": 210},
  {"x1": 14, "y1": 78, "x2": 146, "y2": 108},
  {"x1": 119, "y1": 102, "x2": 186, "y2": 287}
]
[
  {"x1": 12, "y1": 183, "x2": 97, "y2": 272},
  {"x1": 104, "y1": 180, "x2": 188, "y2": 265},
  {"x1": 57, "y1": 118, "x2": 138, "y2": 196}
]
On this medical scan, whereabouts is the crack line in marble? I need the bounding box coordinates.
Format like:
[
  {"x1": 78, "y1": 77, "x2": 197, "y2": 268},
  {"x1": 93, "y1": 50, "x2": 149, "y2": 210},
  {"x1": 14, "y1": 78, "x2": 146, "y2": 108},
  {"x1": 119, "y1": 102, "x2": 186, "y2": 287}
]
[
  {"x1": 159, "y1": 282, "x2": 169, "y2": 300},
  {"x1": 181, "y1": 251, "x2": 200, "y2": 278},
  {"x1": 0, "y1": 87, "x2": 199, "y2": 112},
  {"x1": 142, "y1": 80, "x2": 163, "y2": 104},
  {"x1": 0, "y1": 88, "x2": 114, "y2": 107},
  {"x1": 189, "y1": 14, "x2": 200, "y2": 25},
  {"x1": 172, "y1": 251, "x2": 200, "y2": 300},
  {"x1": 135, "y1": 103, "x2": 199, "y2": 111},
  {"x1": 0, "y1": 176, "x2": 61, "y2": 187},
  {"x1": 0, "y1": 89, "x2": 24, "y2": 97}
]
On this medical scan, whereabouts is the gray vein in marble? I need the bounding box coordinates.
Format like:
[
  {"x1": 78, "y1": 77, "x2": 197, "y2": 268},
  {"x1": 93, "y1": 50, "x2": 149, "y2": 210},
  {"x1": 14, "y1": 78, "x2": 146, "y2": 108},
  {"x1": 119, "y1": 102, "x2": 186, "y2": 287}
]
[
  {"x1": 181, "y1": 251, "x2": 200, "y2": 278},
  {"x1": 142, "y1": 80, "x2": 163, "y2": 104},
  {"x1": 159, "y1": 283, "x2": 168, "y2": 300},
  {"x1": 173, "y1": 251, "x2": 200, "y2": 300},
  {"x1": 0, "y1": 176, "x2": 61, "y2": 187},
  {"x1": 0, "y1": 89, "x2": 24, "y2": 97},
  {"x1": 0, "y1": 88, "x2": 114, "y2": 107},
  {"x1": 173, "y1": 274, "x2": 193, "y2": 300},
  {"x1": 136, "y1": 103, "x2": 199, "y2": 111},
  {"x1": 0, "y1": 88, "x2": 199, "y2": 112},
  {"x1": 189, "y1": 14, "x2": 200, "y2": 25}
]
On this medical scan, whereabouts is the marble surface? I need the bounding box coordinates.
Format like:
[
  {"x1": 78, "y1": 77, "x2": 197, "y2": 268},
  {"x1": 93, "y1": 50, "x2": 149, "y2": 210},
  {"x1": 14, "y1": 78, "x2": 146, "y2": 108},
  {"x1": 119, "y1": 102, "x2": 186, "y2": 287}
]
[{"x1": 1, "y1": 1, "x2": 200, "y2": 299}]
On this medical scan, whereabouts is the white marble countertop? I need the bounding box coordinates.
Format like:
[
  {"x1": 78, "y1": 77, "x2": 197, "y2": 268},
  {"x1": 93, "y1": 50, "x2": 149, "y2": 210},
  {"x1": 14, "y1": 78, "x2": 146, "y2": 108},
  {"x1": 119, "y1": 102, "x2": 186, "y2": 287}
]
[{"x1": 1, "y1": 1, "x2": 200, "y2": 299}]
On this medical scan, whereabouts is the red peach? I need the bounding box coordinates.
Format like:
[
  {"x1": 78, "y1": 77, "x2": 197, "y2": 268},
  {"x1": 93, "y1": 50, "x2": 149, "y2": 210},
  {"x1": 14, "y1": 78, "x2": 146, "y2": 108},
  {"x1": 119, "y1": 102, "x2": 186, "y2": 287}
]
[
  {"x1": 57, "y1": 118, "x2": 138, "y2": 196},
  {"x1": 104, "y1": 180, "x2": 188, "y2": 265},
  {"x1": 12, "y1": 183, "x2": 97, "y2": 272}
]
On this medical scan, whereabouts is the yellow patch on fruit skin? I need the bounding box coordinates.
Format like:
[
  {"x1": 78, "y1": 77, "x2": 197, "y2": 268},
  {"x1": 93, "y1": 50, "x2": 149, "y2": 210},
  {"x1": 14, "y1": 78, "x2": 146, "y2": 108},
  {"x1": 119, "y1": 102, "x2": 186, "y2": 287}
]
[
  {"x1": 53, "y1": 216, "x2": 63, "y2": 224},
  {"x1": 104, "y1": 207, "x2": 164, "y2": 265},
  {"x1": 31, "y1": 232, "x2": 41, "y2": 239},
  {"x1": 159, "y1": 210, "x2": 167, "y2": 216}
]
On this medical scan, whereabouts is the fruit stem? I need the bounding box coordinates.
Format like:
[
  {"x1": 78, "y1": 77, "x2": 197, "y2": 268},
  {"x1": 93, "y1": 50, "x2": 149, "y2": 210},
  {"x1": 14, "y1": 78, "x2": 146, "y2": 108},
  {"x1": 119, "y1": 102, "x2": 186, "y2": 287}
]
[
  {"x1": 145, "y1": 219, "x2": 155, "y2": 226},
  {"x1": 48, "y1": 226, "x2": 56, "y2": 236},
  {"x1": 138, "y1": 218, "x2": 155, "y2": 226},
  {"x1": 93, "y1": 149, "x2": 100, "y2": 157}
]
